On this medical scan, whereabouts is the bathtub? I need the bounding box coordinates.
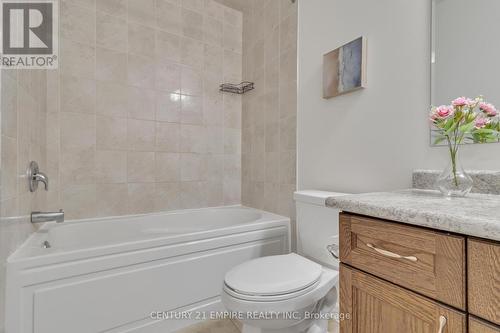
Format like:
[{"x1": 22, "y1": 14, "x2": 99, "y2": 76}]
[{"x1": 5, "y1": 206, "x2": 290, "y2": 333}]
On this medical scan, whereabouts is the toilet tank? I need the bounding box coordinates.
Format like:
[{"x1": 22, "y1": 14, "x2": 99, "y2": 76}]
[{"x1": 294, "y1": 190, "x2": 349, "y2": 270}]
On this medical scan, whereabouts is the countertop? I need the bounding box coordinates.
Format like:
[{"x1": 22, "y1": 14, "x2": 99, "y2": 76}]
[{"x1": 326, "y1": 189, "x2": 500, "y2": 241}]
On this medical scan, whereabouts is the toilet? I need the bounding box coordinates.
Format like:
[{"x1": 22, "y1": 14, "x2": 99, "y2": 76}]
[{"x1": 221, "y1": 190, "x2": 347, "y2": 333}]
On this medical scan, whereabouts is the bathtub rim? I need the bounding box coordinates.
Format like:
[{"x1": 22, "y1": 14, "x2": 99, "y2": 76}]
[{"x1": 7, "y1": 205, "x2": 291, "y2": 267}]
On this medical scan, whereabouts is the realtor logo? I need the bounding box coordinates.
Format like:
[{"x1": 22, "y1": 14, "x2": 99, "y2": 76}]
[{"x1": 1, "y1": 0, "x2": 58, "y2": 68}]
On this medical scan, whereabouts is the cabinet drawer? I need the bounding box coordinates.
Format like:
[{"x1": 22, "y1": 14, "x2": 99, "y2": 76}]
[
  {"x1": 468, "y1": 239, "x2": 500, "y2": 326},
  {"x1": 340, "y1": 264, "x2": 466, "y2": 333},
  {"x1": 339, "y1": 213, "x2": 466, "y2": 309},
  {"x1": 469, "y1": 316, "x2": 500, "y2": 333}
]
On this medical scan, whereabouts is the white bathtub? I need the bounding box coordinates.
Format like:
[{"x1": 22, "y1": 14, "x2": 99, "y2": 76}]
[{"x1": 5, "y1": 206, "x2": 290, "y2": 333}]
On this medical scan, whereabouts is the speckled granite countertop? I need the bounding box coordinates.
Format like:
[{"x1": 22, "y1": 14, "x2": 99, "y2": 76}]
[{"x1": 326, "y1": 189, "x2": 500, "y2": 241}]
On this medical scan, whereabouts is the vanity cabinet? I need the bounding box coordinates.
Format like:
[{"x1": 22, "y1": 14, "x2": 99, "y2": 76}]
[
  {"x1": 339, "y1": 212, "x2": 500, "y2": 333},
  {"x1": 468, "y1": 239, "x2": 500, "y2": 326},
  {"x1": 340, "y1": 265, "x2": 466, "y2": 333},
  {"x1": 469, "y1": 317, "x2": 500, "y2": 333}
]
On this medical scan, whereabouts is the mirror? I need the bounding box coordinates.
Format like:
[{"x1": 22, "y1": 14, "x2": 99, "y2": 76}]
[{"x1": 431, "y1": 0, "x2": 500, "y2": 144}]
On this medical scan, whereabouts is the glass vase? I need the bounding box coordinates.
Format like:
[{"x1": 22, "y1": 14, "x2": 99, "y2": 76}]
[{"x1": 436, "y1": 158, "x2": 473, "y2": 197}]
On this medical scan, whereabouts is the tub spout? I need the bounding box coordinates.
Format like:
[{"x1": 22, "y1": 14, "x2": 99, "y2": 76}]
[{"x1": 32, "y1": 209, "x2": 64, "y2": 223}]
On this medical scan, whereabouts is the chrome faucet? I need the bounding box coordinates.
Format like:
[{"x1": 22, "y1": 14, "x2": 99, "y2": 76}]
[
  {"x1": 32, "y1": 209, "x2": 65, "y2": 224},
  {"x1": 27, "y1": 161, "x2": 49, "y2": 192}
]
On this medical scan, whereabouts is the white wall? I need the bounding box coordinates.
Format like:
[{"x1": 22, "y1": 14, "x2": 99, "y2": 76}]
[
  {"x1": 298, "y1": 0, "x2": 500, "y2": 194},
  {"x1": 433, "y1": 0, "x2": 500, "y2": 107}
]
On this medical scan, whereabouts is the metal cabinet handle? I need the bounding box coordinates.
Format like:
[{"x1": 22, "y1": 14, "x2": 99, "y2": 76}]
[
  {"x1": 365, "y1": 243, "x2": 418, "y2": 262},
  {"x1": 437, "y1": 315, "x2": 447, "y2": 333}
]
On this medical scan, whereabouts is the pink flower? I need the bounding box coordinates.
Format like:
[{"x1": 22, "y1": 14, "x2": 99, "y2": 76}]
[
  {"x1": 432, "y1": 105, "x2": 454, "y2": 119},
  {"x1": 479, "y1": 102, "x2": 498, "y2": 117},
  {"x1": 475, "y1": 117, "x2": 490, "y2": 129},
  {"x1": 452, "y1": 97, "x2": 470, "y2": 107}
]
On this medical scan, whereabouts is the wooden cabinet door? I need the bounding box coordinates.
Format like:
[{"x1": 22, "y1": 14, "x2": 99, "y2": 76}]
[
  {"x1": 340, "y1": 264, "x2": 466, "y2": 333},
  {"x1": 468, "y1": 239, "x2": 500, "y2": 326},
  {"x1": 469, "y1": 316, "x2": 500, "y2": 333}
]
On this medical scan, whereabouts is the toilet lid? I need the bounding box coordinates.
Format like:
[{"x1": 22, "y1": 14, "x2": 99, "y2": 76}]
[{"x1": 224, "y1": 253, "x2": 323, "y2": 296}]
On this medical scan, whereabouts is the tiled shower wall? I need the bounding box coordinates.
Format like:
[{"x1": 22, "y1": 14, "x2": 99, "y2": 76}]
[
  {"x1": 45, "y1": 0, "x2": 243, "y2": 219},
  {"x1": 241, "y1": 1, "x2": 298, "y2": 228},
  {"x1": 0, "y1": 69, "x2": 48, "y2": 332}
]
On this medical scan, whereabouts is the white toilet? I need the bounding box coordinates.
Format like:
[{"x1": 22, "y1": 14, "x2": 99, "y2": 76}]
[{"x1": 222, "y1": 190, "x2": 347, "y2": 333}]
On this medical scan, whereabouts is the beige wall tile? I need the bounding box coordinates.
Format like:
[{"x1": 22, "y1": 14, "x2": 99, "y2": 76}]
[
  {"x1": 181, "y1": 67, "x2": 203, "y2": 96},
  {"x1": 61, "y1": 76, "x2": 96, "y2": 114},
  {"x1": 265, "y1": 151, "x2": 279, "y2": 183},
  {"x1": 280, "y1": 150, "x2": 296, "y2": 185},
  {"x1": 181, "y1": 95, "x2": 204, "y2": 124},
  {"x1": 204, "y1": 91, "x2": 223, "y2": 126},
  {"x1": 205, "y1": 0, "x2": 224, "y2": 21},
  {"x1": 61, "y1": 39, "x2": 96, "y2": 79},
  {"x1": 156, "y1": 122, "x2": 180, "y2": 152},
  {"x1": 96, "y1": 116, "x2": 128, "y2": 150},
  {"x1": 223, "y1": 94, "x2": 242, "y2": 129},
  {"x1": 96, "y1": 81, "x2": 129, "y2": 118},
  {"x1": 96, "y1": 183, "x2": 128, "y2": 216},
  {"x1": 264, "y1": 182, "x2": 280, "y2": 213},
  {"x1": 156, "y1": 31, "x2": 181, "y2": 63},
  {"x1": 223, "y1": 24, "x2": 242, "y2": 53},
  {"x1": 95, "y1": 150, "x2": 127, "y2": 183},
  {"x1": 206, "y1": 126, "x2": 224, "y2": 153},
  {"x1": 207, "y1": 153, "x2": 224, "y2": 181},
  {"x1": 128, "y1": 0, "x2": 156, "y2": 26},
  {"x1": 182, "y1": 9, "x2": 204, "y2": 40},
  {"x1": 62, "y1": 184, "x2": 97, "y2": 219},
  {"x1": 61, "y1": 0, "x2": 96, "y2": 45},
  {"x1": 182, "y1": 0, "x2": 204, "y2": 12},
  {"x1": 180, "y1": 153, "x2": 207, "y2": 181},
  {"x1": 204, "y1": 44, "x2": 223, "y2": 75},
  {"x1": 155, "y1": 153, "x2": 180, "y2": 182},
  {"x1": 128, "y1": 23, "x2": 156, "y2": 57},
  {"x1": 204, "y1": 17, "x2": 223, "y2": 46},
  {"x1": 207, "y1": 180, "x2": 224, "y2": 206},
  {"x1": 97, "y1": 12, "x2": 128, "y2": 52},
  {"x1": 1, "y1": 136, "x2": 17, "y2": 200},
  {"x1": 224, "y1": 128, "x2": 241, "y2": 154},
  {"x1": 127, "y1": 183, "x2": 156, "y2": 214},
  {"x1": 97, "y1": 48, "x2": 128, "y2": 83},
  {"x1": 97, "y1": 0, "x2": 127, "y2": 18},
  {"x1": 181, "y1": 37, "x2": 204, "y2": 68},
  {"x1": 128, "y1": 53, "x2": 156, "y2": 88},
  {"x1": 127, "y1": 151, "x2": 156, "y2": 182},
  {"x1": 181, "y1": 124, "x2": 206, "y2": 153},
  {"x1": 155, "y1": 182, "x2": 181, "y2": 211},
  {"x1": 155, "y1": 92, "x2": 181, "y2": 123},
  {"x1": 127, "y1": 119, "x2": 156, "y2": 151},
  {"x1": 280, "y1": 115, "x2": 296, "y2": 151},
  {"x1": 1, "y1": 74, "x2": 17, "y2": 138},
  {"x1": 156, "y1": 0, "x2": 182, "y2": 34},
  {"x1": 60, "y1": 113, "x2": 96, "y2": 150},
  {"x1": 128, "y1": 87, "x2": 156, "y2": 120},
  {"x1": 156, "y1": 61, "x2": 181, "y2": 93},
  {"x1": 224, "y1": 6, "x2": 243, "y2": 28},
  {"x1": 60, "y1": 147, "x2": 96, "y2": 185},
  {"x1": 180, "y1": 181, "x2": 207, "y2": 208}
]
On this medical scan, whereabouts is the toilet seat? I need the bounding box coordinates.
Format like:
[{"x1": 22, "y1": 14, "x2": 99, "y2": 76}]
[
  {"x1": 224, "y1": 253, "x2": 323, "y2": 297},
  {"x1": 222, "y1": 265, "x2": 338, "y2": 315},
  {"x1": 223, "y1": 278, "x2": 321, "y2": 302}
]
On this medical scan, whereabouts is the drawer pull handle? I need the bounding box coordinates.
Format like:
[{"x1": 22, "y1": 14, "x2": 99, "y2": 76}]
[
  {"x1": 365, "y1": 243, "x2": 418, "y2": 262},
  {"x1": 437, "y1": 315, "x2": 447, "y2": 333}
]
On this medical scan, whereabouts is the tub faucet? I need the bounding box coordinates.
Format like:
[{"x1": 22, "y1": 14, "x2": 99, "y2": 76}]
[
  {"x1": 32, "y1": 209, "x2": 65, "y2": 224},
  {"x1": 27, "y1": 161, "x2": 49, "y2": 192}
]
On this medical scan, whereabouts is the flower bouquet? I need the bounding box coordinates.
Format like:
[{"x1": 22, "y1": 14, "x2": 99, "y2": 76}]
[{"x1": 430, "y1": 96, "x2": 500, "y2": 196}]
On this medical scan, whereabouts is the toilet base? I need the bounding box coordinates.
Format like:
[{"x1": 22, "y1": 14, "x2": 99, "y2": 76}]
[{"x1": 241, "y1": 320, "x2": 328, "y2": 333}]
